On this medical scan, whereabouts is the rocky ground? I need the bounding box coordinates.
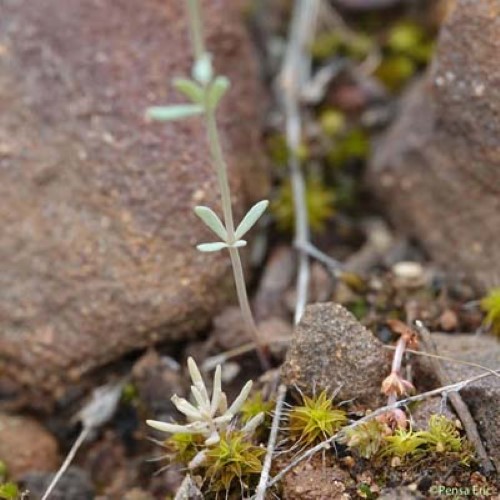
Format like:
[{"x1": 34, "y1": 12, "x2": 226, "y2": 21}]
[{"x1": 0, "y1": 0, "x2": 499, "y2": 499}]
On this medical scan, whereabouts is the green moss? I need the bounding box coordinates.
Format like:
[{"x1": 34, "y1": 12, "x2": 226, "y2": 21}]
[
  {"x1": 419, "y1": 415, "x2": 463, "y2": 454},
  {"x1": 288, "y1": 390, "x2": 348, "y2": 446},
  {"x1": 480, "y1": 287, "x2": 500, "y2": 336},
  {"x1": 311, "y1": 30, "x2": 373, "y2": 61},
  {"x1": 320, "y1": 109, "x2": 346, "y2": 137},
  {"x1": 0, "y1": 483, "x2": 19, "y2": 500},
  {"x1": 310, "y1": 32, "x2": 342, "y2": 60},
  {"x1": 387, "y1": 21, "x2": 435, "y2": 63},
  {"x1": 271, "y1": 176, "x2": 335, "y2": 233},
  {"x1": 241, "y1": 392, "x2": 274, "y2": 426},
  {"x1": 375, "y1": 55, "x2": 416, "y2": 91},
  {"x1": 165, "y1": 432, "x2": 204, "y2": 464},
  {"x1": 382, "y1": 427, "x2": 426, "y2": 461},
  {"x1": 327, "y1": 128, "x2": 370, "y2": 167},
  {"x1": 267, "y1": 134, "x2": 309, "y2": 167},
  {"x1": 204, "y1": 432, "x2": 264, "y2": 494},
  {"x1": 345, "y1": 420, "x2": 388, "y2": 459}
]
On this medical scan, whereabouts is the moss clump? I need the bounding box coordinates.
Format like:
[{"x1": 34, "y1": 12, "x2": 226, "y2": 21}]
[
  {"x1": 241, "y1": 392, "x2": 274, "y2": 426},
  {"x1": 345, "y1": 420, "x2": 389, "y2": 459},
  {"x1": 271, "y1": 177, "x2": 335, "y2": 233},
  {"x1": 310, "y1": 31, "x2": 372, "y2": 61},
  {"x1": 382, "y1": 427, "x2": 427, "y2": 462},
  {"x1": 0, "y1": 483, "x2": 18, "y2": 500},
  {"x1": 480, "y1": 287, "x2": 500, "y2": 336},
  {"x1": 164, "y1": 432, "x2": 204, "y2": 464},
  {"x1": 267, "y1": 134, "x2": 309, "y2": 167},
  {"x1": 320, "y1": 109, "x2": 346, "y2": 138},
  {"x1": 374, "y1": 56, "x2": 416, "y2": 91},
  {"x1": 419, "y1": 415, "x2": 463, "y2": 454},
  {"x1": 327, "y1": 128, "x2": 370, "y2": 168},
  {"x1": 204, "y1": 432, "x2": 265, "y2": 495},
  {"x1": 346, "y1": 416, "x2": 473, "y2": 467},
  {"x1": 288, "y1": 390, "x2": 348, "y2": 446}
]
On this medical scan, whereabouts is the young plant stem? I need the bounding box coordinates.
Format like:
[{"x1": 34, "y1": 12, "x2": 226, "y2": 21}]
[
  {"x1": 184, "y1": 0, "x2": 270, "y2": 369},
  {"x1": 204, "y1": 90, "x2": 270, "y2": 370},
  {"x1": 187, "y1": 0, "x2": 204, "y2": 59}
]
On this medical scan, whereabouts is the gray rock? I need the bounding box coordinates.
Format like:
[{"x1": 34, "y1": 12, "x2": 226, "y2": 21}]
[
  {"x1": 415, "y1": 333, "x2": 500, "y2": 471},
  {"x1": 0, "y1": 0, "x2": 267, "y2": 408},
  {"x1": 368, "y1": 0, "x2": 500, "y2": 289},
  {"x1": 21, "y1": 467, "x2": 94, "y2": 500},
  {"x1": 282, "y1": 303, "x2": 389, "y2": 408},
  {"x1": 409, "y1": 396, "x2": 456, "y2": 431}
]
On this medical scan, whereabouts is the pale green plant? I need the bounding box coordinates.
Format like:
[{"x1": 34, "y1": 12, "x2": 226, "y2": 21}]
[
  {"x1": 146, "y1": 0, "x2": 269, "y2": 367},
  {"x1": 146, "y1": 357, "x2": 264, "y2": 469}
]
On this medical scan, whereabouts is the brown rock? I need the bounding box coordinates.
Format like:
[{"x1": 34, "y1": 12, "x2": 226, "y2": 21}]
[
  {"x1": 415, "y1": 333, "x2": 500, "y2": 471},
  {"x1": 282, "y1": 303, "x2": 389, "y2": 408},
  {"x1": 368, "y1": 0, "x2": 500, "y2": 289},
  {"x1": 0, "y1": 413, "x2": 59, "y2": 479},
  {"x1": 0, "y1": 0, "x2": 267, "y2": 407}
]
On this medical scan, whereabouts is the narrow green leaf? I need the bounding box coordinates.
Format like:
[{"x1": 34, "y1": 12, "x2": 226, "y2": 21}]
[
  {"x1": 173, "y1": 78, "x2": 205, "y2": 104},
  {"x1": 194, "y1": 206, "x2": 228, "y2": 241},
  {"x1": 192, "y1": 52, "x2": 213, "y2": 85},
  {"x1": 146, "y1": 104, "x2": 203, "y2": 122},
  {"x1": 196, "y1": 242, "x2": 228, "y2": 252},
  {"x1": 232, "y1": 240, "x2": 247, "y2": 248},
  {"x1": 234, "y1": 200, "x2": 269, "y2": 240},
  {"x1": 207, "y1": 76, "x2": 230, "y2": 109}
]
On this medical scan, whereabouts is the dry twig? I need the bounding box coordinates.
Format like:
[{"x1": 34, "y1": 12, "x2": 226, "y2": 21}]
[
  {"x1": 255, "y1": 383, "x2": 287, "y2": 500},
  {"x1": 279, "y1": 0, "x2": 320, "y2": 324}
]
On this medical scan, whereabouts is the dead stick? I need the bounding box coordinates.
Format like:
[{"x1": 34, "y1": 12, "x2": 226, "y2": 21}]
[
  {"x1": 279, "y1": 0, "x2": 320, "y2": 324},
  {"x1": 255, "y1": 383, "x2": 287, "y2": 500},
  {"x1": 414, "y1": 320, "x2": 496, "y2": 474}
]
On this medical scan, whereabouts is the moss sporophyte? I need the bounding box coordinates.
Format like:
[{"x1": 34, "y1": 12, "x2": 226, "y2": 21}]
[{"x1": 145, "y1": 0, "x2": 270, "y2": 368}]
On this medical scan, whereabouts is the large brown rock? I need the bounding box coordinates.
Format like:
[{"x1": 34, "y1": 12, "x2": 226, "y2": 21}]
[
  {"x1": 369, "y1": 0, "x2": 500, "y2": 289},
  {"x1": 0, "y1": 0, "x2": 267, "y2": 407}
]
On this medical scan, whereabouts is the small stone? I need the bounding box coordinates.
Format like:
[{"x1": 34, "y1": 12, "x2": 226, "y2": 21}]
[
  {"x1": 438, "y1": 308, "x2": 459, "y2": 331},
  {"x1": 0, "y1": 413, "x2": 59, "y2": 479},
  {"x1": 392, "y1": 261, "x2": 425, "y2": 288},
  {"x1": 282, "y1": 303, "x2": 389, "y2": 408}
]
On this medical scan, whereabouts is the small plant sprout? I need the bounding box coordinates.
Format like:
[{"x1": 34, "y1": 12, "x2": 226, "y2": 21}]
[
  {"x1": 287, "y1": 389, "x2": 347, "y2": 446},
  {"x1": 145, "y1": 0, "x2": 270, "y2": 368},
  {"x1": 146, "y1": 358, "x2": 265, "y2": 496},
  {"x1": 378, "y1": 319, "x2": 418, "y2": 429},
  {"x1": 382, "y1": 427, "x2": 426, "y2": 465},
  {"x1": 147, "y1": 358, "x2": 262, "y2": 448},
  {"x1": 480, "y1": 287, "x2": 500, "y2": 336},
  {"x1": 419, "y1": 415, "x2": 463, "y2": 454},
  {"x1": 345, "y1": 419, "x2": 391, "y2": 459}
]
